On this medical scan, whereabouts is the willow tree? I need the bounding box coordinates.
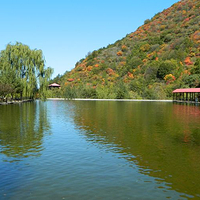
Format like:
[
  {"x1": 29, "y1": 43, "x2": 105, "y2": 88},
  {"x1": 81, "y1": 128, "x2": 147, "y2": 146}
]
[{"x1": 0, "y1": 42, "x2": 53, "y2": 100}]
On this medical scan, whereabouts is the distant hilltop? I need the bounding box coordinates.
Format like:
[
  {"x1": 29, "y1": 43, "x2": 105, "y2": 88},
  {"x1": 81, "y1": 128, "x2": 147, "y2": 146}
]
[{"x1": 53, "y1": 0, "x2": 200, "y2": 99}]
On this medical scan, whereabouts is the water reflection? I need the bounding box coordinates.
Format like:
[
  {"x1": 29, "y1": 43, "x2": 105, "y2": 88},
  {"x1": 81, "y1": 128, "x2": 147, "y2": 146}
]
[
  {"x1": 1, "y1": 100, "x2": 200, "y2": 199},
  {"x1": 172, "y1": 103, "x2": 200, "y2": 145},
  {"x1": 72, "y1": 101, "x2": 200, "y2": 198},
  {"x1": 0, "y1": 101, "x2": 50, "y2": 162}
]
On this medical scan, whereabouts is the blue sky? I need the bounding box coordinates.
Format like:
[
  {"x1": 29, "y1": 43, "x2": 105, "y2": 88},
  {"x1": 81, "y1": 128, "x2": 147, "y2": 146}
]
[{"x1": 0, "y1": 0, "x2": 178, "y2": 78}]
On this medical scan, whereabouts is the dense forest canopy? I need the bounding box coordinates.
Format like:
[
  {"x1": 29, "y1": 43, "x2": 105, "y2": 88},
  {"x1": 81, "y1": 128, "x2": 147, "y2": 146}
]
[
  {"x1": 50, "y1": 0, "x2": 200, "y2": 99},
  {"x1": 0, "y1": 42, "x2": 53, "y2": 100}
]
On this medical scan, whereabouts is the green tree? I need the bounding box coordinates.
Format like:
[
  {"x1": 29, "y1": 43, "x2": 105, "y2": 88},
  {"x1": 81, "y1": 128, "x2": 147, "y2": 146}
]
[
  {"x1": 157, "y1": 60, "x2": 177, "y2": 79},
  {"x1": 191, "y1": 58, "x2": 200, "y2": 74},
  {"x1": 64, "y1": 85, "x2": 77, "y2": 99},
  {"x1": 115, "y1": 81, "x2": 130, "y2": 99},
  {"x1": 0, "y1": 42, "x2": 53, "y2": 100}
]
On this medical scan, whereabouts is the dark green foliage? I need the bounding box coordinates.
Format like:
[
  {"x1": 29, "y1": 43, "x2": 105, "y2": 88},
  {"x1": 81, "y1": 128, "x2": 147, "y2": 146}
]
[
  {"x1": 182, "y1": 74, "x2": 200, "y2": 88},
  {"x1": 149, "y1": 37, "x2": 163, "y2": 46},
  {"x1": 126, "y1": 56, "x2": 143, "y2": 70},
  {"x1": 115, "y1": 81, "x2": 130, "y2": 99},
  {"x1": 167, "y1": 49, "x2": 187, "y2": 61},
  {"x1": 47, "y1": 88, "x2": 63, "y2": 98},
  {"x1": 191, "y1": 58, "x2": 200, "y2": 74},
  {"x1": 150, "y1": 44, "x2": 160, "y2": 52},
  {"x1": 163, "y1": 34, "x2": 173, "y2": 43},
  {"x1": 180, "y1": 38, "x2": 194, "y2": 52},
  {"x1": 91, "y1": 67, "x2": 102, "y2": 75},
  {"x1": 157, "y1": 61, "x2": 176, "y2": 79},
  {"x1": 81, "y1": 87, "x2": 97, "y2": 98},
  {"x1": 64, "y1": 85, "x2": 77, "y2": 99},
  {"x1": 144, "y1": 65, "x2": 158, "y2": 83},
  {"x1": 63, "y1": 84, "x2": 98, "y2": 99},
  {"x1": 160, "y1": 31, "x2": 172, "y2": 43},
  {"x1": 144, "y1": 19, "x2": 151, "y2": 24},
  {"x1": 129, "y1": 77, "x2": 145, "y2": 95}
]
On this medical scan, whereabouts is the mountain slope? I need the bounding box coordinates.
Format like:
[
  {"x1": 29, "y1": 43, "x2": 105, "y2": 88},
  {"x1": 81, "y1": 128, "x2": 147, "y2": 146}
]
[{"x1": 61, "y1": 0, "x2": 200, "y2": 99}]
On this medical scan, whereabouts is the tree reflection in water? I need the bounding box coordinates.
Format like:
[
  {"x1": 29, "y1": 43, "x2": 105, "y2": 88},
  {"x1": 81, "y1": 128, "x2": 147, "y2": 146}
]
[
  {"x1": 71, "y1": 101, "x2": 200, "y2": 198},
  {"x1": 0, "y1": 101, "x2": 51, "y2": 162}
]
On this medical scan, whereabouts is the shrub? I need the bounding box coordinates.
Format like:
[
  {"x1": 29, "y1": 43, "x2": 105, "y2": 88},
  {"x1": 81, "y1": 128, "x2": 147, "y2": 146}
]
[
  {"x1": 81, "y1": 86, "x2": 97, "y2": 98},
  {"x1": 64, "y1": 85, "x2": 77, "y2": 99},
  {"x1": 191, "y1": 58, "x2": 200, "y2": 74},
  {"x1": 144, "y1": 19, "x2": 151, "y2": 24},
  {"x1": 182, "y1": 74, "x2": 200, "y2": 88},
  {"x1": 157, "y1": 60, "x2": 177, "y2": 79},
  {"x1": 164, "y1": 74, "x2": 176, "y2": 84},
  {"x1": 117, "y1": 51, "x2": 123, "y2": 56},
  {"x1": 115, "y1": 81, "x2": 130, "y2": 99},
  {"x1": 121, "y1": 45, "x2": 128, "y2": 52},
  {"x1": 140, "y1": 44, "x2": 150, "y2": 52},
  {"x1": 184, "y1": 57, "x2": 193, "y2": 65},
  {"x1": 144, "y1": 65, "x2": 159, "y2": 83}
]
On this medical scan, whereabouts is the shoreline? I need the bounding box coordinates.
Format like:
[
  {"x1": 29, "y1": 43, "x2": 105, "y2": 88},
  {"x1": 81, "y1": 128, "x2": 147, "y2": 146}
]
[
  {"x1": 0, "y1": 99, "x2": 34, "y2": 105},
  {"x1": 47, "y1": 98, "x2": 173, "y2": 102},
  {"x1": 0, "y1": 98, "x2": 173, "y2": 105}
]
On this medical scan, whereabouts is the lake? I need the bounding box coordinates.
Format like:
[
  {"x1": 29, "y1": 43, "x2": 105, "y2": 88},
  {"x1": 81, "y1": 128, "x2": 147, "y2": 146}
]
[{"x1": 0, "y1": 100, "x2": 200, "y2": 199}]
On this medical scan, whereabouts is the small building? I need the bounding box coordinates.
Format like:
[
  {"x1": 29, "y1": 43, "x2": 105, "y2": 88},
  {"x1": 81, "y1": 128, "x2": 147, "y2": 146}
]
[
  {"x1": 48, "y1": 83, "x2": 61, "y2": 89},
  {"x1": 173, "y1": 88, "x2": 200, "y2": 103}
]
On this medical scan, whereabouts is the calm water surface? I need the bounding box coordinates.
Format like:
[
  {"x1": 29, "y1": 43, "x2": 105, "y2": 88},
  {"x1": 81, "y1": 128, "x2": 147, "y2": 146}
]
[{"x1": 0, "y1": 100, "x2": 200, "y2": 199}]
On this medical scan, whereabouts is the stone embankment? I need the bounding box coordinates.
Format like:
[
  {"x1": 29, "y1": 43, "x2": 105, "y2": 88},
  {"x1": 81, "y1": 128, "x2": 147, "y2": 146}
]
[
  {"x1": 0, "y1": 99, "x2": 34, "y2": 105},
  {"x1": 47, "y1": 98, "x2": 173, "y2": 102}
]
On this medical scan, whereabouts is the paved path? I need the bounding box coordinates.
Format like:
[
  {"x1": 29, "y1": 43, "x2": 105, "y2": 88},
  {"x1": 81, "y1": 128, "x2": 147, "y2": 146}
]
[
  {"x1": 47, "y1": 98, "x2": 173, "y2": 102},
  {"x1": 0, "y1": 99, "x2": 33, "y2": 105}
]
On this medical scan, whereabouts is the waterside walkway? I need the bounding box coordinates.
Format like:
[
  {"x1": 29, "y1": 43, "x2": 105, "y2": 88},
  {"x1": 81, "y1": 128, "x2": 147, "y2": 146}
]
[
  {"x1": 0, "y1": 99, "x2": 34, "y2": 105},
  {"x1": 47, "y1": 98, "x2": 173, "y2": 102}
]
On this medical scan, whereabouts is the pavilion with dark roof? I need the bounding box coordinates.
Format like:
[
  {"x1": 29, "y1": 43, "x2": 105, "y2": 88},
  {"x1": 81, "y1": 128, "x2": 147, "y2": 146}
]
[{"x1": 173, "y1": 88, "x2": 200, "y2": 103}]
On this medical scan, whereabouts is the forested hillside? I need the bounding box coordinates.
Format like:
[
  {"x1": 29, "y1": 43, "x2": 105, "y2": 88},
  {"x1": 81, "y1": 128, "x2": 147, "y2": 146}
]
[{"x1": 58, "y1": 0, "x2": 200, "y2": 99}]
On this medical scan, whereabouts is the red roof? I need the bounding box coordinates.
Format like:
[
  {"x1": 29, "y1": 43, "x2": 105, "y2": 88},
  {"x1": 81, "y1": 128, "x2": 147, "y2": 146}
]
[
  {"x1": 173, "y1": 88, "x2": 200, "y2": 93},
  {"x1": 48, "y1": 83, "x2": 61, "y2": 87}
]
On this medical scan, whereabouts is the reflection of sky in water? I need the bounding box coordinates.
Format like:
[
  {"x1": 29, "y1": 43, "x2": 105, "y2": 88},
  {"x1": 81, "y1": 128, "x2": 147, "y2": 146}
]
[{"x1": 0, "y1": 101, "x2": 200, "y2": 199}]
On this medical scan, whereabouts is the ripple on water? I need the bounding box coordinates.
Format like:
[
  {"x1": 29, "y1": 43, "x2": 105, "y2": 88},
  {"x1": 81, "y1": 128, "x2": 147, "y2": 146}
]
[{"x1": 0, "y1": 101, "x2": 200, "y2": 199}]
